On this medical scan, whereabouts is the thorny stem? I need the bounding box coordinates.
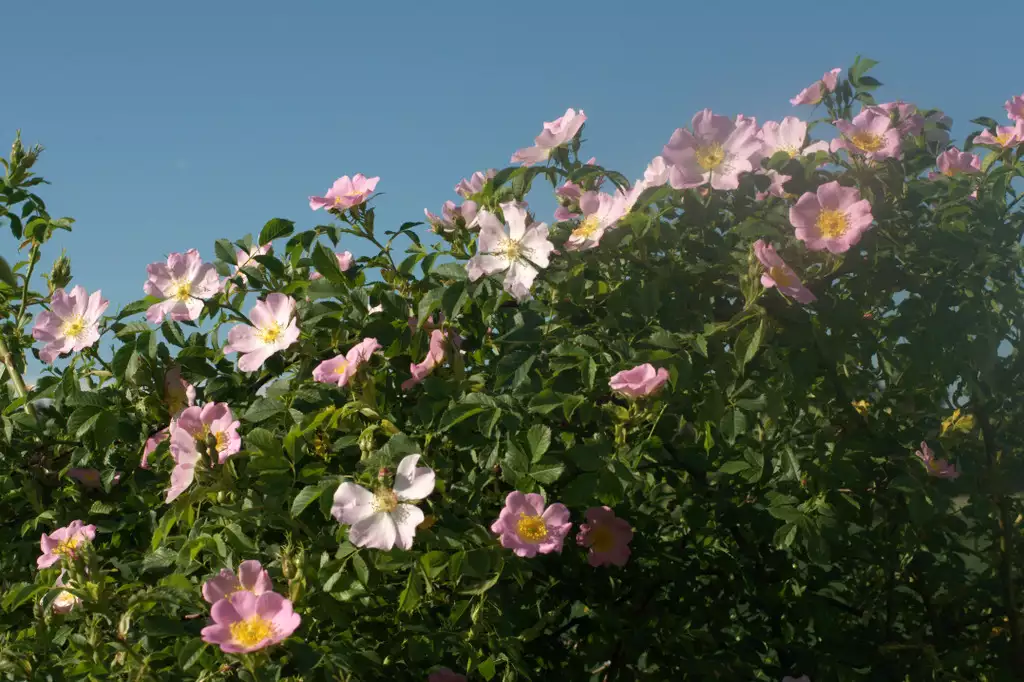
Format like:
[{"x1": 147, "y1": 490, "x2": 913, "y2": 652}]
[{"x1": 0, "y1": 332, "x2": 36, "y2": 419}]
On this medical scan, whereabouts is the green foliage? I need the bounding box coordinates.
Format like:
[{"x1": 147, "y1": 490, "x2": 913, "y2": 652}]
[{"x1": 2, "y1": 59, "x2": 1024, "y2": 681}]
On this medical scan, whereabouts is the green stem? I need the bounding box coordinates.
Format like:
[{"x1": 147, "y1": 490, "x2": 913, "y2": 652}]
[
  {"x1": 0, "y1": 332, "x2": 36, "y2": 419},
  {"x1": 16, "y1": 242, "x2": 39, "y2": 330}
]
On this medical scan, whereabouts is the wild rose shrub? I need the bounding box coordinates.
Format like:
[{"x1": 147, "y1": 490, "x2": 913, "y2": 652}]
[{"x1": 2, "y1": 57, "x2": 1024, "y2": 680}]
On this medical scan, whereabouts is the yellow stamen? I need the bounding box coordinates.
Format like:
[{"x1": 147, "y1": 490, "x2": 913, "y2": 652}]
[
  {"x1": 572, "y1": 216, "x2": 601, "y2": 240},
  {"x1": 55, "y1": 537, "x2": 80, "y2": 557},
  {"x1": 258, "y1": 323, "x2": 282, "y2": 344},
  {"x1": 214, "y1": 431, "x2": 228, "y2": 452},
  {"x1": 170, "y1": 279, "x2": 192, "y2": 302},
  {"x1": 516, "y1": 514, "x2": 548, "y2": 543},
  {"x1": 694, "y1": 143, "x2": 725, "y2": 171},
  {"x1": 228, "y1": 616, "x2": 274, "y2": 648},
  {"x1": 850, "y1": 132, "x2": 883, "y2": 153},
  {"x1": 499, "y1": 238, "x2": 524, "y2": 261},
  {"x1": 851, "y1": 400, "x2": 870, "y2": 417},
  {"x1": 995, "y1": 133, "x2": 1011, "y2": 146},
  {"x1": 333, "y1": 360, "x2": 349, "y2": 375},
  {"x1": 767, "y1": 266, "x2": 795, "y2": 287},
  {"x1": 371, "y1": 488, "x2": 398, "y2": 514},
  {"x1": 816, "y1": 209, "x2": 848, "y2": 239},
  {"x1": 60, "y1": 316, "x2": 86, "y2": 339},
  {"x1": 589, "y1": 525, "x2": 616, "y2": 553}
]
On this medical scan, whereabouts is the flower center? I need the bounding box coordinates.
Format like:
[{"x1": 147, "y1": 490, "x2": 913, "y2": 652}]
[
  {"x1": 816, "y1": 209, "x2": 848, "y2": 238},
  {"x1": 228, "y1": 616, "x2": 274, "y2": 648},
  {"x1": 171, "y1": 279, "x2": 192, "y2": 302},
  {"x1": 694, "y1": 143, "x2": 725, "y2": 171},
  {"x1": 927, "y1": 459, "x2": 943, "y2": 473},
  {"x1": 768, "y1": 266, "x2": 795, "y2": 287},
  {"x1": 54, "y1": 590, "x2": 78, "y2": 609},
  {"x1": 214, "y1": 430, "x2": 228, "y2": 452},
  {"x1": 995, "y1": 133, "x2": 1011, "y2": 146},
  {"x1": 55, "y1": 537, "x2": 80, "y2": 557},
  {"x1": 333, "y1": 360, "x2": 349, "y2": 375},
  {"x1": 590, "y1": 525, "x2": 616, "y2": 553},
  {"x1": 258, "y1": 323, "x2": 282, "y2": 344},
  {"x1": 60, "y1": 315, "x2": 86, "y2": 339},
  {"x1": 780, "y1": 145, "x2": 800, "y2": 157},
  {"x1": 371, "y1": 488, "x2": 398, "y2": 513},
  {"x1": 850, "y1": 132, "x2": 883, "y2": 153},
  {"x1": 499, "y1": 238, "x2": 525, "y2": 261},
  {"x1": 572, "y1": 216, "x2": 601, "y2": 239},
  {"x1": 516, "y1": 513, "x2": 548, "y2": 543}
]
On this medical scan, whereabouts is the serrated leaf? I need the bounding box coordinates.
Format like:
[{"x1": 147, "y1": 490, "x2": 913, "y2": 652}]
[
  {"x1": 242, "y1": 398, "x2": 286, "y2": 423},
  {"x1": 258, "y1": 218, "x2": 295, "y2": 245},
  {"x1": 291, "y1": 484, "x2": 328, "y2": 518},
  {"x1": 312, "y1": 242, "x2": 346, "y2": 284},
  {"x1": 526, "y1": 425, "x2": 551, "y2": 462},
  {"x1": 529, "y1": 460, "x2": 564, "y2": 484}
]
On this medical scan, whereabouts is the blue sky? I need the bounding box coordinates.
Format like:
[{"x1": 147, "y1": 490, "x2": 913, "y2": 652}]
[{"x1": 3, "y1": 0, "x2": 1024, "y2": 314}]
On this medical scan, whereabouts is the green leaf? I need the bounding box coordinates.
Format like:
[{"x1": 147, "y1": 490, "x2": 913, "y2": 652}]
[
  {"x1": 719, "y1": 409, "x2": 747, "y2": 444},
  {"x1": 67, "y1": 405, "x2": 103, "y2": 438},
  {"x1": 526, "y1": 425, "x2": 551, "y2": 462},
  {"x1": 529, "y1": 460, "x2": 565, "y2": 485},
  {"x1": 291, "y1": 484, "x2": 328, "y2": 518},
  {"x1": 258, "y1": 218, "x2": 295, "y2": 245},
  {"x1": 242, "y1": 398, "x2": 286, "y2": 423},
  {"x1": 416, "y1": 288, "x2": 445, "y2": 328},
  {"x1": 0, "y1": 256, "x2": 17, "y2": 287},
  {"x1": 312, "y1": 242, "x2": 346, "y2": 283},
  {"x1": 214, "y1": 239, "x2": 238, "y2": 264},
  {"x1": 718, "y1": 460, "x2": 751, "y2": 475},
  {"x1": 773, "y1": 523, "x2": 798, "y2": 549},
  {"x1": 433, "y1": 262, "x2": 468, "y2": 281},
  {"x1": 398, "y1": 569, "x2": 424, "y2": 613},
  {"x1": 246, "y1": 427, "x2": 284, "y2": 456}
]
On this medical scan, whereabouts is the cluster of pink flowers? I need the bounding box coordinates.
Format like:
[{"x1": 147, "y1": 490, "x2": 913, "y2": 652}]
[
  {"x1": 424, "y1": 169, "x2": 494, "y2": 233},
  {"x1": 35, "y1": 520, "x2": 97, "y2": 615},
  {"x1": 200, "y1": 560, "x2": 301, "y2": 653},
  {"x1": 491, "y1": 492, "x2": 633, "y2": 567}
]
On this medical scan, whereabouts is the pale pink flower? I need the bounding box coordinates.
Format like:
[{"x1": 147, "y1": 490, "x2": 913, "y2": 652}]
[
  {"x1": 759, "y1": 117, "x2": 830, "y2": 159},
  {"x1": 576, "y1": 506, "x2": 633, "y2": 567},
  {"x1": 37, "y1": 520, "x2": 96, "y2": 569},
  {"x1": 309, "y1": 251, "x2": 354, "y2": 279},
  {"x1": 555, "y1": 180, "x2": 583, "y2": 201},
  {"x1": 644, "y1": 156, "x2": 670, "y2": 187},
  {"x1": 662, "y1": 110, "x2": 763, "y2": 191},
  {"x1": 1005, "y1": 95, "x2": 1024, "y2": 122},
  {"x1": 915, "y1": 441, "x2": 960, "y2": 480},
  {"x1": 454, "y1": 169, "x2": 496, "y2": 198},
  {"x1": 331, "y1": 454, "x2": 435, "y2": 550},
  {"x1": 141, "y1": 427, "x2": 169, "y2": 469},
  {"x1": 789, "y1": 181, "x2": 874, "y2": 254},
  {"x1": 224, "y1": 293, "x2": 300, "y2": 372},
  {"x1": 932, "y1": 149, "x2": 981, "y2": 178},
  {"x1": 609, "y1": 363, "x2": 670, "y2": 398},
  {"x1": 832, "y1": 109, "x2": 902, "y2": 161},
  {"x1": 424, "y1": 201, "x2": 478, "y2": 233},
  {"x1": 511, "y1": 108, "x2": 587, "y2": 166},
  {"x1": 790, "y1": 68, "x2": 842, "y2": 106},
  {"x1": 164, "y1": 365, "x2": 196, "y2": 416},
  {"x1": 309, "y1": 173, "x2": 379, "y2": 211},
  {"x1": 67, "y1": 468, "x2": 120, "y2": 489},
  {"x1": 491, "y1": 491, "x2": 571, "y2": 558},
  {"x1": 429, "y1": 668, "x2": 467, "y2": 682},
  {"x1": 313, "y1": 337, "x2": 381, "y2": 388},
  {"x1": 32, "y1": 286, "x2": 108, "y2": 364},
  {"x1": 166, "y1": 423, "x2": 201, "y2": 503},
  {"x1": 202, "y1": 560, "x2": 274, "y2": 604},
  {"x1": 466, "y1": 201, "x2": 554, "y2": 301},
  {"x1": 402, "y1": 329, "x2": 454, "y2": 390},
  {"x1": 566, "y1": 191, "x2": 627, "y2": 251},
  {"x1": 175, "y1": 403, "x2": 242, "y2": 463},
  {"x1": 753, "y1": 240, "x2": 816, "y2": 304},
  {"x1": 755, "y1": 170, "x2": 792, "y2": 201},
  {"x1": 49, "y1": 570, "x2": 80, "y2": 614},
  {"x1": 974, "y1": 120, "x2": 1024, "y2": 148},
  {"x1": 201, "y1": 591, "x2": 301, "y2": 653},
  {"x1": 872, "y1": 101, "x2": 925, "y2": 137},
  {"x1": 232, "y1": 243, "x2": 272, "y2": 287},
  {"x1": 143, "y1": 249, "x2": 221, "y2": 323}
]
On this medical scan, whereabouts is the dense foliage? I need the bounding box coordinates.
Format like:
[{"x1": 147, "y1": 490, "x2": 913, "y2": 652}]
[{"x1": 2, "y1": 58, "x2": 1024, "y2": 681}]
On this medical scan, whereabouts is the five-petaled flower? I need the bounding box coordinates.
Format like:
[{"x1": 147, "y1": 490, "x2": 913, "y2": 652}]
[
  {"x1": 974, "y1": 120, "x2": 1024, "y2": 148},
  {"x1": 491, "y1": 491, "x2": 572, "y2": 558},
  {"x1": 313, "y1": 337, "x2": 381, "y2": 388},
  {"x1": 224, "y1": 293, "x2": 301, "y2": 372},
  {"x1": 933, "y1": 149, "x2": 981, "y2": 178},
  {"x1": 38, "y1": 520, "x2": 96, "y2": 569},
  {"x1": 201, "y1": 591, "x2": 301, "y2": 653},
  {"x1": 511, "y1": 108, "x2": 587, "y2": 166},
  {"x1": 331, "y1": 454, "x2": 436, "y2": 550},
  {"x1": 143, "y1": 249, "x2": 221, "y2": 323},
  {"x1": 577, "y1": 507, "x2": 633, "y2": 567},
  {"x1": 609, "y1": 363, "x2": 670, "y2": 398},
  {"x1": 753, "y1": 240, "x2": 816, "y2": 304},
  {"x1": 202, "y1": 560, "x2": 274, "y2": 604},
  {"x1": 790, "y1": 67, "x2": 841, "y2": 106},
  {"x1": 915, "y1": 441, "x2": 960, "y2": 480},
  {"x1": 466, "y1": 201, "x2": 554, "y2": 301},
  {"x1": 309, "y1": 174, "x2": 379, "y2": 211},
  {"x1": 662, "y1": 109, "x2": 763, "y2": 191},
  {"x1": 789, "y1": 181, "x2": 874, "y2": 254},
  {"x1": 832, "y1": 109, "x2": 902, "y2": 161},
  {"x1": 565, "y1": 191, "x2": 627, "y2": 251},
  {"x1": 32, "y1": 286, "x2": 109, "y2": 364}
]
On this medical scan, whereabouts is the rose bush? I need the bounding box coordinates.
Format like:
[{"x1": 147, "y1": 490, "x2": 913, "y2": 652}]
[{"x1": 2, "y1": 56, "x2": 1024, "y2": 680}]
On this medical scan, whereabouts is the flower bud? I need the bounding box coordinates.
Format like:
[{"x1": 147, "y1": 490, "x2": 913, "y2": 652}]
[{"x1": 47, "y1": 252, "x2": 72, "y2": 293}]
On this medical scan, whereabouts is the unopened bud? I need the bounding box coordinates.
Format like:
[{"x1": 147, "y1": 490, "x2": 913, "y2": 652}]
[
  {"x1": 377, "y1": 466, "x2": 390, "y2": 480},
  {"x1": 48, "y1": 252, "x2": 72, "y2": 293},
  {"x1": 379, "y1": 419, "x2": 399, "y2": 435}
]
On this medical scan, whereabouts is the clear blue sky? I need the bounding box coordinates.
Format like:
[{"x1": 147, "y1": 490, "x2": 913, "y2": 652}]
[{"x1": 3, "y1": 0, "x2": 1023, "y2": 313}]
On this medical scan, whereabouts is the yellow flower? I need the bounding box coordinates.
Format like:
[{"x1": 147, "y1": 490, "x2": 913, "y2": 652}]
[
  {"x1": 940, "y1": 409, "x2": 975, "y2": 436},
  {"x1": 851, "y1": 400, "x2": 870, "y2": 417}
]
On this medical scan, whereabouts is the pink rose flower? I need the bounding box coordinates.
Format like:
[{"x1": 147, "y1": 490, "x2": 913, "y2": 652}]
[
  {"x1": 38, "y1": 520, "x2": 96, "y2": 569},
  {"x1": 224, "y1": 293, "x2": 301, "y2": 372},
  {"x1": 662, "y1": 109, "x2": 763, "y2": 191},
  {"x1": 313, "y1": 337, "x2": 381, "y2": 388},
  {"x1": 202, "y1": 560, "x2": 274, "y2": 604},
  {"x1": 429, "y1": 668, "x2": 468, "y2": 682},
  {"x1": 466, "y1": 201, "x2": 554, "y2": 302},
  {"x1": 974, "y1": 120, "x2": 1024, "y2": 148},
  {"x1": 166, "y1": 423, "x2": 202, "y2": 503},
  {"x1": 200, "y1": 591, "x2": 301, "y2": 653},
  {"x1": 872, "y1": 101, "x2": 925, "y2": 137},
  {"x1": 424, "y1": 200, "x2": 479, "y2": 233},
  {"x1": 753, "y1": 240, "x2": 816, "y2": 304},
  {"x1": 309, "y1": 251, "x2": 355, "y2": 279},
  {"x1": 141, "y1": 427, "x2": 169, "y2": 470},
  {"x1": 1005, "y1": 94, "x2": 1024, "y2": 122},
  {"x1": 577, "y1": 506, "x2": 633, "y2": 567},
  {"x1": 832, "y1": 109, "x2": 902, "y2": 161},
  {"x1": 789, "y1": 181, "x2": 874, "y2": 254},
  {"x1": 511, "y1": 108, "x2": 587, "y2": 166},
  {"x1": 175, "y1": 402, "x2": 242, "y2": 463},
  {"x1": 49, "y1": 570, "x2": 80, "y2": 614},
  {"x1": 609, "y1": 363, "x2": 670, "y2": 398},
  {"x1": 309, "y1": 173, "x2": 379, "y2": 211},
  {"x1": 759, "y1": 117, "x2": 829, "y2": 158},
  {"x1": 331, "y1": 454, "x2": 435, "y2": 550},
  {"x1": 565, "y1": 191, "x2": 627, "y2": 251},
  {"x1": 790, "y1": 67, "x2": 842, "y2": 106},
  {"x1": 32, "y1": 286, "x2": 109, "y2": 364},
  {"x1": 231, "y1": 243, "x2": 272, "y2": 288},
  {"x1": 454, "y1": 169, "x2": 495, "y2": 198},
  {"x1": 490, "y1": 491, "x2": 571, "y2": 558},
  {"x1": 143, "y1": 249, "x2": 221, "y2": 323},
  {"x1": 915, "y1": 441, "x2": 960, "y2": 480},
  {"x1": 402, "y1": 329, "x2": 456, "y2": 390},
  {"x1": 164, "y1": 365, "x2": 196, "y2": 416},
  {"x1": 67, "y1": 467, "x2": 120, "y2": 489},
  {"x1": 931, "y1": 149, "x2": 981, "y2": 179},
  {"x1": 644, "y1": 156, "x2": 670, "y2": 187}
]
